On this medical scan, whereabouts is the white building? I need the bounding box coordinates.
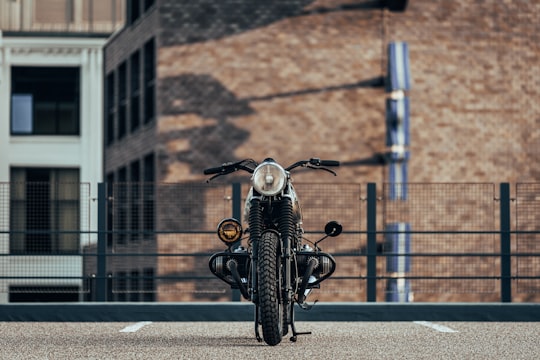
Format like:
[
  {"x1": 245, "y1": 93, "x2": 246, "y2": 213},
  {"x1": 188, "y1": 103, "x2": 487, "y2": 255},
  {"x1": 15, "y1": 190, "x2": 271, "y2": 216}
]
[{"x1": 0, "y1": 0, "x2": 124, "y2": 302}]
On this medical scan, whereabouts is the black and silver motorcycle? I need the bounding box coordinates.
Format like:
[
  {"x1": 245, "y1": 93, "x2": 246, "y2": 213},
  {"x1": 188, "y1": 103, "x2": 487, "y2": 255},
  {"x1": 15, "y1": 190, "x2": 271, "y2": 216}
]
[{"x1": 204, "y1": 158, "x2": 342, "y2": 345}]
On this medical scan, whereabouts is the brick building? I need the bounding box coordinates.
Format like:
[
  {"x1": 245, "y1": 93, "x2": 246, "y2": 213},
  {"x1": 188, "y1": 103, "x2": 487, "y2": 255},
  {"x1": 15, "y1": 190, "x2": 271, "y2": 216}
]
[
  {"x1": 103, "y1": 0, "x2": 540, "y2": 302},
  {"x1": 105, "y1": 0, "x2": 540, "y2": 186}
]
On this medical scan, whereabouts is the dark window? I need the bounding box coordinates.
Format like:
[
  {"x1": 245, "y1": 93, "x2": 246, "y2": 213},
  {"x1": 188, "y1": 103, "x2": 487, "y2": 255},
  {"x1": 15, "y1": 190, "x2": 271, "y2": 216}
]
[
  {"x1": 10, "y1": 168, "x2": 80, "y2": 254},
  {"x1": 130, "y1": 160, "x2": 140, "y2": 242},
  {"x1": 118, "y1": 62, "x2": 127, "y2": 140},
  {"x1": 116, "y1": 271, "x2": 127, "y2": 302},
  {"x1": 143, "y1": 38, "x2": 155, "y2": 124},
  {"x1": 130, "y1": 270, "x2": 140, "y2": 301},
  {"x1": 144, "y1": 0, "x2": 155, "y2": 12},
  {"x1": 106, "y1": 72, "x2": 116, "y2": 145},
  {"x1": 143, "y1": 153, "x2": 155, "y2": 239},
  {"x1": 143, "y1": 153, "x2": 154, "y2": 182},
  {"x1": 9, "y1": 286, "x2": 79, "y2": 302},
  {"x1": 128, "y1": 0, "x2": 154, "y2": 25},
  {"x1": 106, "y1": 172, "x2": 115, "y2": 247},
  {"x1": 11, "y1": 67, "x2": 80, "y2": 135},
  {"x1": 128, "y1": 0, "x2": 141, "y2": 25},
  {"x1": 130, "y1": 50, "x2": 141, "y2": 132},
  {"x1": 116, "y1": 167, "x2": 127, "y2": 245},
  {"x1": 143, "y1": 268, "x2": 155, "y2": 301}
]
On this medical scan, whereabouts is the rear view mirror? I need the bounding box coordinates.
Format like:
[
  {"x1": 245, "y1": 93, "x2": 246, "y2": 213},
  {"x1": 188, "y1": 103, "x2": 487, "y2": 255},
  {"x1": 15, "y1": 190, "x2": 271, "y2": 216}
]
[{"x1": 324, "y1": 221, "x2": 342, "y2": 237}]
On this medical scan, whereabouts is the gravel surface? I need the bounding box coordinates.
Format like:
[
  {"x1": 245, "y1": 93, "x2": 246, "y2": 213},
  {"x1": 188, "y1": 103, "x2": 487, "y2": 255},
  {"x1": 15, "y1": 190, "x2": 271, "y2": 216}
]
[{"x1": 1, "y1": 321, "x2": 539, "y2": 359}]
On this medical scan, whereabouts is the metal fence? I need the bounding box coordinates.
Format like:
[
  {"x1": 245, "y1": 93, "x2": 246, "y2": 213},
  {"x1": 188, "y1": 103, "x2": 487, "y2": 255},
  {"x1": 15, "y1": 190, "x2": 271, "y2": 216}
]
[{"x1": 0, "y1": 182, "x2": 539, "y2": 303}]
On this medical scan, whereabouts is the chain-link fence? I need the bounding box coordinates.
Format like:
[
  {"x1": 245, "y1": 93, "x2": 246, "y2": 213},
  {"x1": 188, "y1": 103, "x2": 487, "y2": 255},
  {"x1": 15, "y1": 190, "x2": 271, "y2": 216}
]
[{"x1": 0, "y1": 182, "x2": 539, "y2": 303}]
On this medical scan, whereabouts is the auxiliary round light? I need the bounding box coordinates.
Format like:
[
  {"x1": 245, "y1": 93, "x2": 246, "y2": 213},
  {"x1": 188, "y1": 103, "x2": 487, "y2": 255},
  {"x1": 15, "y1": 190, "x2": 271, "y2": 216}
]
[{"x1": 217, "y1": 218, "x2": 243, "y2": 245}]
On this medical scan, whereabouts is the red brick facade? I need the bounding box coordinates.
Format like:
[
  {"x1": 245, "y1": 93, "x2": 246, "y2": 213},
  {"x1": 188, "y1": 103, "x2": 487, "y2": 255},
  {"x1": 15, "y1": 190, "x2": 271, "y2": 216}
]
[
  {"x1": 105, "y1": 0, "x2": 540, "y2": 185},
  {"x1": 103, "y1": 0, "x2": 540, "y2": 302}
]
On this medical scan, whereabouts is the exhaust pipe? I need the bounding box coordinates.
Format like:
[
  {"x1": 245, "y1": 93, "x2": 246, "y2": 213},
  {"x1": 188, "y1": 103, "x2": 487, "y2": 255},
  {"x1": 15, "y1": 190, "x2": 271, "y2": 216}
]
[
  {"x1": 227, "y1": 259, "x2": 249, "y2": 299},
  {"x1": 297, "y1": 257, "x2": 319, "y2": 304}
]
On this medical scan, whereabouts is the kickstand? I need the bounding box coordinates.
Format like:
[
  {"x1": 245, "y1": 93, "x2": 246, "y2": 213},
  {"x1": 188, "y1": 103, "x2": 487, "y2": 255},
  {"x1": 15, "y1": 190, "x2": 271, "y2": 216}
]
[
  {"x1": 254, "y1": 305, "x2": 262, "y2": 342},
  {"x1": 290, "y1": 321, "x2": 311, "y2": 342},
  {"x1": 289, "y1": 304, "x2": 311, "y2": 342}
]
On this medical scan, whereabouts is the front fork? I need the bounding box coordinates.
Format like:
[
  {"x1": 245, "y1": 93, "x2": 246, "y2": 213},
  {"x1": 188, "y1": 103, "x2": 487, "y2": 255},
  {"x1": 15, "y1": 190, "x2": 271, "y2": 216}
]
[
  {"x1": 251, "y1": 198, "x2": 303, "y2": 342},
  {"x1": 278, "y1": 198, "x2": 295, "y2": 306}
]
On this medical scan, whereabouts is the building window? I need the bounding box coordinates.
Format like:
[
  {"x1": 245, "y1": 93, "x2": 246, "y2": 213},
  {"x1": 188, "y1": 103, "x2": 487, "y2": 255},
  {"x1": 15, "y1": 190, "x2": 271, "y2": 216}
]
[
  {"x1": 116, "y1": 167, "x2": 127, "y2": 245},
  {"x1": 127, "y1": 0, "x2": 155, "y2": 25},
  {"x1": 144, "y1": 0, "x2": 155, "y2": 12},
  {"x1": 128, "y1": 0, "x2": 141, "y2": 24},
  {"x1": 116, "y1": 271, "x2": 127, "y2": 302},
  {"x1": 118, "y1": 61, "x2": 127, "y2": 140},
  {"x1": 106, "y1": 72, "x2": 116, "y2": 145},
  {"x1": 11, "y1": 67, "x2": 80, "y2": 135},
  {"x1": 130, "y1": 270, "x2": 140, "y2": 301},
  {"x1": 130, "y1": 50, "x2": 141, "y2": 132},
  {"x1": 106, "y1": 172, "x2": 115, "y2": 248},
  {"x1": 143, "y1": 153, "x2": 155, "y2": 240},
  {"x1": 143, "y1": 38, "x2": 155, "y2": 124},
  {"x1": 143, "y1": 267, "x2": 155, "y2": 301},
  {"x1": 10, "y1": 168, "x2": 80, "y2": 254},
  {"x1": 130, "y1": 160, "x2": 140, "y2": 242},
  {"x1": 9, "y1": 286, "x2": 79, "y2": 302}
]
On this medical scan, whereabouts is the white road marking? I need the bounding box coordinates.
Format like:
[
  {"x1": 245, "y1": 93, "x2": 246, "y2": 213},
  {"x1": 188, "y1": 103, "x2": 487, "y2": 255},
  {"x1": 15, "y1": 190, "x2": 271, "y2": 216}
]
[
  {"x1": 120, "y1": 321, "x2": 153, "y2": 333},
  {"x1": 413, "y1": 321, "x2": 458, "y2": 333}
]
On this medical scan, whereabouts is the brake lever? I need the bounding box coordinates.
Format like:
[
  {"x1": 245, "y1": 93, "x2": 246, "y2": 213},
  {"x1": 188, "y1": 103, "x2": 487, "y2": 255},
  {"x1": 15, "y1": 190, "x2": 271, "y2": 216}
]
[
  {"x1": 306, "y1": 165, "x2": 337, "y2": 176},
  {"x1": 206, "y1": 173, "x2": 223, "y2": 183}
]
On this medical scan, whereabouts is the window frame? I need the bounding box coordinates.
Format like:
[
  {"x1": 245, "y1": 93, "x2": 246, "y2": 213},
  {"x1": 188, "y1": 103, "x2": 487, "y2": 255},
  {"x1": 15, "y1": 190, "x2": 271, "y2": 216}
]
[
  {"x1": 10, "y1": 66, "x2": 81, "y2": 136},
  {"x1": 9, "y1": 168, "x2": 81, "y2": 255}
]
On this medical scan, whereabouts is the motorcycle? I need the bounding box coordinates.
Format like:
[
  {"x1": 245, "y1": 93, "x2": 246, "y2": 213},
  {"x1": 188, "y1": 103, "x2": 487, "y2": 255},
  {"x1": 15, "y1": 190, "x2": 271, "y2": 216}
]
[{"x1": 204, "y1": 158, "x2": 342, "y2": 345}]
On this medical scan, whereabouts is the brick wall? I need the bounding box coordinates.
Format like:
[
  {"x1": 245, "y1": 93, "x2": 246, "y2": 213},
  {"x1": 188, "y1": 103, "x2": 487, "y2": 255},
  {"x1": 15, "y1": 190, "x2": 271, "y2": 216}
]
[
  {"x1": 103, "y1": 0, "x2": 540, "y2": 302},
  {"x1": 388, "y1": 0, "x2": 540, "y2": 183},
  {"x1": 155, "y1": 0, "x2": 540, "y2": 185}
]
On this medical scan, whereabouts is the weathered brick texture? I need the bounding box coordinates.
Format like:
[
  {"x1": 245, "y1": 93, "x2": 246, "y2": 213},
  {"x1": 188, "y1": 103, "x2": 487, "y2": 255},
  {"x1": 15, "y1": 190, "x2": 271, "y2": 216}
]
[
  {"x1": 104, "y1": 0, "x2": 540, "y2": 302},
  {"x1": 105, "y1": 0, "x2": 540, "y2": 184}
]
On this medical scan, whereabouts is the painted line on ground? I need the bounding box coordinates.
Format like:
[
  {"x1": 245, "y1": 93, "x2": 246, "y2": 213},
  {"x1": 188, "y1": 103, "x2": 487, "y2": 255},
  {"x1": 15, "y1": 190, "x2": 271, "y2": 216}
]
[
  {"x1": 119, "y1": 321, "x2": 153, "y2": 333},
  {"x1": 413, "y1": 321, "x2": 458, "y2": 333}
]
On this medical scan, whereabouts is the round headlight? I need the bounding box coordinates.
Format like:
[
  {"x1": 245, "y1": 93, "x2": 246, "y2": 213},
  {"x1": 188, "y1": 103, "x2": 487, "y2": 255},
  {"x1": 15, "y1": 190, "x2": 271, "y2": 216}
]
[
  {"x1": 252, "y1": 162, "x2": 287, "y2": 196},
  {"x1": 217, "y1": 218, "x2": 243, "y2": 245}
]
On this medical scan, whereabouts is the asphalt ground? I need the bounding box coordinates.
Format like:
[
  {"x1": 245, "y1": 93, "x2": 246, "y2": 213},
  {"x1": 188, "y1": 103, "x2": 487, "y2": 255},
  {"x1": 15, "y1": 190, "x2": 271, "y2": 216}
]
[{"x1": 0, "y1": 321, "x2": 539, "y2": 359}]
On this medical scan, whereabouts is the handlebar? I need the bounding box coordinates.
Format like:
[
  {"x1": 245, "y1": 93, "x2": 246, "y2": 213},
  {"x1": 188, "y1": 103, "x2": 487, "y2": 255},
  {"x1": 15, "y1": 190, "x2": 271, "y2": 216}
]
[
  {"x1": 203, "y1": 158, "x2": 339, "y2": 181},
  {"x1": 285, "y1": 158, "x2": 340, "y2": 171},
  {"x1": 311, "y1": 158, "x2": 340, "y2": 167},
  {"x1": 203, "y1": 166, "x2": 225, "y2": 175}
]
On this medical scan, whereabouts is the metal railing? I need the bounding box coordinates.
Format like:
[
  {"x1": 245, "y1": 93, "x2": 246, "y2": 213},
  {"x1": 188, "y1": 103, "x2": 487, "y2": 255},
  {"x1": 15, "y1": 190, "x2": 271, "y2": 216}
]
[{"x1": 0, "y1": 182, "x2": 539, "y2": 303}]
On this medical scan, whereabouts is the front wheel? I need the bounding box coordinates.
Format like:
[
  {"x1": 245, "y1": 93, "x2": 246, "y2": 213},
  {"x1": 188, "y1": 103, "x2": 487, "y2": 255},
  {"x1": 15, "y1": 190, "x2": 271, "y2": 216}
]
[{"x1": 258, "y1": 231, "x2": 284, "y2": 346}]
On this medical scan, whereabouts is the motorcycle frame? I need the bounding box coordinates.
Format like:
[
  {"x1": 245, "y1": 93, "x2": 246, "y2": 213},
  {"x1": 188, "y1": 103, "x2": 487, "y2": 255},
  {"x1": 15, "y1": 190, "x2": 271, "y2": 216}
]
[
  {"x1": 247, "y1": 182, "x2": 306, "y2": 341},
  {"x1": 205, "y1": 158, "x2": 340, "y2": 344}
]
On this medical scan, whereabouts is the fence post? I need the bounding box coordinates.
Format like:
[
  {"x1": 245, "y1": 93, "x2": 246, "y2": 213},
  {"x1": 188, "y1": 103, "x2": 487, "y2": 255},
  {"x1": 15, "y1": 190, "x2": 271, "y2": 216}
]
[
  {"x1": 367, "y1": 183, "x2": 377, "y2": 302},
  {"x1": 96, "y1": 182, "x2": 107, "y2": 302},
  {"x1": 231, "y1": 182, "x2": 242, "y2": 301},
  {"x1": 500, "y1": 183, "x2": 512, "y2": 302}
]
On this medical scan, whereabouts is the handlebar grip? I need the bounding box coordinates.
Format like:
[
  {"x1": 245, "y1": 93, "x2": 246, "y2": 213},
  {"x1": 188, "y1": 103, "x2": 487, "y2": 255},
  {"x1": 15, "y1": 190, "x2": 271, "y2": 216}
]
[
  {"x1": 320, "y1": 160, "x2": 340, "y2": 167},
  {"x1": 203, "y1": 166, "x2": 223, "y2": 175}
]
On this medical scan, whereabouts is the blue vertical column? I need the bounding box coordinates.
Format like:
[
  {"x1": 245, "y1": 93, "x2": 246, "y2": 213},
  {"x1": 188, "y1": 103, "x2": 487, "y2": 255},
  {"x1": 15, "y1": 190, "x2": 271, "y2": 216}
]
[
  {"x1": 385, "y1": 222, "x2": 412, "y2": 301},
  {"x1": 385, "y1": 41, "x2": 412, "y2": 302},
  {"x1": 386, "y1": 41, "x2": 411, "y2": 200}
]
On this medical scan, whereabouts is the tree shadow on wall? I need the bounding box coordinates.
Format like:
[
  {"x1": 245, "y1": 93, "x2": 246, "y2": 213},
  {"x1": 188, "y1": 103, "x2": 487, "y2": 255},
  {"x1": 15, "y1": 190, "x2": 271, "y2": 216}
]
[
  {"x1": 160, "y1": 0, "x2": 387, "y2": 46},
  {"x1": 160, "y1": 73, "x2": 388, "y2": 175},
  {"x1": 160, "y1": 74, "x2": 254, "y2": 175}
]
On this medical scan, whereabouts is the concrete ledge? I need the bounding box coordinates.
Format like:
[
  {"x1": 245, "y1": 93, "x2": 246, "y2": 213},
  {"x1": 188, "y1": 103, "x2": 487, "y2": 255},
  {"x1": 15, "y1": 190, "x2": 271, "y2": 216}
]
[{"x1": 1, "y1": 302, "x2": 539, "y2": 322}]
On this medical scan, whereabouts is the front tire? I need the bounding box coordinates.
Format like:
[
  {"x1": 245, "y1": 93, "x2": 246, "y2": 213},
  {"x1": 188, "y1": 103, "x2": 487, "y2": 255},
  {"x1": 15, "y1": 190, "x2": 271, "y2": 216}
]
[{"x1": 258, "y1": 231, "x2": 284, "y2": 346}]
